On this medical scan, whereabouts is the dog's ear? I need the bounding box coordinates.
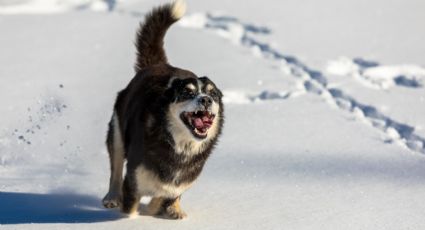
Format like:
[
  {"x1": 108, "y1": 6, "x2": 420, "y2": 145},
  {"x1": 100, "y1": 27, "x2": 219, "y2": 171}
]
[
  {"x1": 164, "y1": 87, "x2": 177, "y2": 102},
  {"x1": 216, "y1": 88, "x2": 223, "y2": 98},
  {"x1": 164, "y1": 78, "x2": 181, "y2": 102},
  {"x1": 199, "y1": 76, "x2": 223, "y2": 99}
]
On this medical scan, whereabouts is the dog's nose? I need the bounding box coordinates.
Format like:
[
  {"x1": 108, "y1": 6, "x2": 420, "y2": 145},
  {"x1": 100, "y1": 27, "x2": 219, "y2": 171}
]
[{"x1": 199, "y1": 96, "x2": 213, "y2": 108}]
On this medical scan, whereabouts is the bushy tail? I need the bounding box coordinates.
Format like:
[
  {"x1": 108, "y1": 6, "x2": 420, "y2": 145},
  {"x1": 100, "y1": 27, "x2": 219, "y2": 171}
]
[{"x1": 134, "y1": 0, "x2": 186, "y2": 72}]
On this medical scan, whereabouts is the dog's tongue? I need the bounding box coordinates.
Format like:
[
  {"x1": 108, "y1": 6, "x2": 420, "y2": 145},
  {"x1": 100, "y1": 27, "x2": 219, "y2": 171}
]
[
  {"x1": 193, "y1": 116, "x2": 212, "y2": 129},
  {"x1": 193, "y1": 118, "x2": 204, "y2": 129}
]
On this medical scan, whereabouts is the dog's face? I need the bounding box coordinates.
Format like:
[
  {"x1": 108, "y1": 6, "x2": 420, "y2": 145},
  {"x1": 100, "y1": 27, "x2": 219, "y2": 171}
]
[{"x1": 166, "y1": 76, "x2": 223, "y2": 145}]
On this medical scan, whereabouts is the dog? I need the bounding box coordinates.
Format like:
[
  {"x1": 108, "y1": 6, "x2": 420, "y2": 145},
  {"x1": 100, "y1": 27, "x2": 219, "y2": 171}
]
[{"x1": 102, "y1": 0, "x2": 224, "y2": 219}]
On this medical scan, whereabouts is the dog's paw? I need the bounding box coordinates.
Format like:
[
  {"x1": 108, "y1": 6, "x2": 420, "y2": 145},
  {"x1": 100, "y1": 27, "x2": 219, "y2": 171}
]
[
  {"x1": 102, "y1": 192, "x2": 121, "y2": 209},
  {"x1": 164, "y1": 206, "x2": 187, "y2": 219}
]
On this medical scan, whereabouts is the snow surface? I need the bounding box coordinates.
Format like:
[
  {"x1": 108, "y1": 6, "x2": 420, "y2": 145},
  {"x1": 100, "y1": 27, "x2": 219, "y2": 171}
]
[{"x1": 1, "y1": 0, "x2": 425, "y2": 229}]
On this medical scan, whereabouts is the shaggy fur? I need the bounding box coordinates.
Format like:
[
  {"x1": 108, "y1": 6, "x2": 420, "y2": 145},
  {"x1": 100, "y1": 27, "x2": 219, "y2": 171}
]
[{"x1": 102, "y1": 0, "x2": 223, "y2": 219}]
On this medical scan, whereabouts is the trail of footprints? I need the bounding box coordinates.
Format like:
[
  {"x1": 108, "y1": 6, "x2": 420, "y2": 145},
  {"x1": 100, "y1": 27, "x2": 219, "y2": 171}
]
[
  {"x1": 326, "y1": 57, "x2": 424, "y2": 90},
  {"x1": 179, "y1": 13, "x2": 425, "y2": 154}
]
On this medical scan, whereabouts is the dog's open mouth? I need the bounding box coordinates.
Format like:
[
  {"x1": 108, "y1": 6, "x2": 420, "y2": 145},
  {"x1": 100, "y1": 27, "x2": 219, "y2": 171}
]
[{"x1": 180, "y1": 110, "x2": 215, "y2": 139}]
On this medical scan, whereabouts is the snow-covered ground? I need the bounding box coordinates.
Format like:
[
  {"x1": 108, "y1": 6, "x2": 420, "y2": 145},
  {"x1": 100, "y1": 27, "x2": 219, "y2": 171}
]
[{"x1": 1, "y1": 0, "x2": 425, "y2": 229}]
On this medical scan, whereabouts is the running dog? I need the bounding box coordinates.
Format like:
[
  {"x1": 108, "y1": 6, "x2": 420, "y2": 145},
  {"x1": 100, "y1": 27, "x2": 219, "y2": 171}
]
[{"x1": 102, "y1": 0, "x2": 224, "y2": 219}]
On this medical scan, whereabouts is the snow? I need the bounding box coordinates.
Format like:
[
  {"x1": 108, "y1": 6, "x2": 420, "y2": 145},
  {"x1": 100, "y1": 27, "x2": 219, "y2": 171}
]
[
  {"x1": 1, "y1": 0, "x2": 425, "y2": 229},
  {"x1": 0, "y1": 0, "x2": 113, "y2": 14},
  {"x1": 327, "y1": 57, "x2": 425, "y2": 89}
]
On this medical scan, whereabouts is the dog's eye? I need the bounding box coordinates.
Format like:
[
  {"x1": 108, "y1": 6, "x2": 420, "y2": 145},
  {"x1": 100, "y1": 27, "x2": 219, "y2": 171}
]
[
  {"x1": 210, "y1": 90, "x2": 220, "y2": 100},
  {"x1": 183, "y1": 89, "x2": 196, "y2": 98}
]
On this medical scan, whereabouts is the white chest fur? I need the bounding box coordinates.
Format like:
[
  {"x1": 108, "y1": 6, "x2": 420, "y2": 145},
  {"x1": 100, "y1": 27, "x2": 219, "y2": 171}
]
[{"x1": 135, "y1": 166, "x2": 193, "y2": 198}]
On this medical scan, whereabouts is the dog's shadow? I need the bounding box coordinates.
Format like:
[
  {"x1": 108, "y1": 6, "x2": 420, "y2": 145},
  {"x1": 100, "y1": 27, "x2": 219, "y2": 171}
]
[{"x1": 0, "y1": 192, "x2": 123, "y2": 224}]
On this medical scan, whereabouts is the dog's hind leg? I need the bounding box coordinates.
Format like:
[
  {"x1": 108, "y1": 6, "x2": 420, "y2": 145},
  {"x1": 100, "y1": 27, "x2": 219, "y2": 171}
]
[{"x1": 102, "y1": 112, "x2": 125, "y2": 208}]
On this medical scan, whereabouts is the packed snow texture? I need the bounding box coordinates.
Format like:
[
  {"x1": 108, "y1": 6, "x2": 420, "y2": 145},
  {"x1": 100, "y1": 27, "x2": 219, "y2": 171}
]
[
  {"x1": 1, "y1": 0, "x2": 425, "y2": 229},
  {"x1": 0, "y1": 0, "x2": 115, "y2": 14}
]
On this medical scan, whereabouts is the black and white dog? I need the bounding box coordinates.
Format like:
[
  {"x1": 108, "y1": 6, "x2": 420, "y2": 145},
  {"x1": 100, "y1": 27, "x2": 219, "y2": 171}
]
[{"x1": 102, "y1": 0, "x2": 223, "y2": 219}]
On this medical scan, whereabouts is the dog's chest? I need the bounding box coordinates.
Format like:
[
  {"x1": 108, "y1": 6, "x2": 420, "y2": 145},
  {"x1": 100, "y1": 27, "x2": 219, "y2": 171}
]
[{"x1": 135, "y1": 165, "x2": 193, "y2": 198}]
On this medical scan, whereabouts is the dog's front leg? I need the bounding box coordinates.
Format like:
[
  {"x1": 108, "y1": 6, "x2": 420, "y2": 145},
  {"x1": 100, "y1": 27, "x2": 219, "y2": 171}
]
[
  {"x1": 148, "y1": 196, "x2": 187, "y2": 219},
  {"x1": 121, "y1": 172, "x2": 141, "y2": 217}
]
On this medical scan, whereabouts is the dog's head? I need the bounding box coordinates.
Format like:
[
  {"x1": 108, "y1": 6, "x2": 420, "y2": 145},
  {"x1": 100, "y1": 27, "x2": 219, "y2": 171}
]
[{"x1": 165, "y1": 75, "x2": 223, "y2": 153}]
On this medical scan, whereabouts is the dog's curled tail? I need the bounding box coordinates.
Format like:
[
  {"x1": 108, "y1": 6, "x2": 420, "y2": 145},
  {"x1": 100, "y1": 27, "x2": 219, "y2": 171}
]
[{"x1": 134, "y1": 0, "x2": 186, "y2": 72}]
